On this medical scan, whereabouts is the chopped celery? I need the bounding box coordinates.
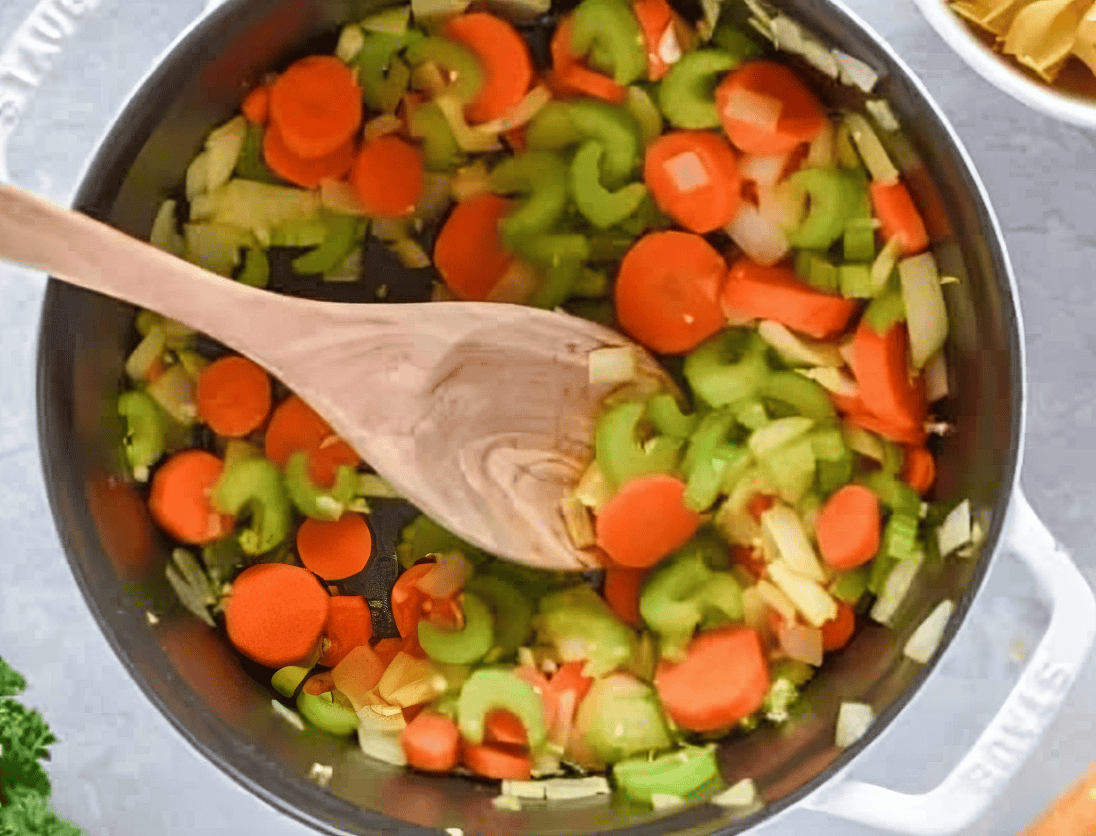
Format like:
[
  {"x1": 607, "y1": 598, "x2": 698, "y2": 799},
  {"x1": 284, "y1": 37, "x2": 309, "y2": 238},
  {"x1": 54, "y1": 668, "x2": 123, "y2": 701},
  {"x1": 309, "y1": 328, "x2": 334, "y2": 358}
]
[
  {"x1": 464, "y1": 575, "x2": 532, "y2": 660},
  {"x1": 408, "y1": 100, "x2": 465, "y2": 171},
  {"x1": 626, "y1": 86, "x2": 664, "y2": 146},
  {"x1": 418, "y1": 592, "x2": 495, "y2": 665},
  {"x1": 297, "y1": 692, "x2": 360, "y2": 736},
  {"x1": 864, "y1": 276, "x2": 907, "y2": 333},
  {"x1": 126, "y1": 325, "x2": 166, "y2": 382},
  {"x1": 808, "y1": 427, "x2": 848, "y2": 462},
  {"x1": 396, "y1": 514, "x2": 484, "y2": 569},
  {"x1": 735, "y1": 399, "x2": 770, "y2": 430},
  {"x1": 711, "y1": 23, "x2": 765, "y2": 60},
  {"x1": 682, "y1": 410, "x2": 737, "y2": 477},
  {"x1": 761, "y1": 677, "x2": 802, "y2": 724},
  {"x1": 272, "y1": 665, "x2": 310, "y2": 698},
  {"x1": 573, "y1": 267, "x2": 610, "y2": 298},
  {"x1": 646, "y1": 393, "x2": 699, "y2": 438},
  {"x1": 685, "y1": 446, "x2": 746, "y2": 511},
  {"x1": 640, "y1": 551, "x2": 744, "y2": 659},
  {"x1": 882, "y1": 513, "x2": 919, "y2": 562},
  {"x1": 747, "y1": 416, "x2": 813, "y2": 458},
  {"x1": 405, "y1": 37, "x2": 484, "y2": 103},
  {"x1": 352, "y1": 30, "x2": 419, "y2": 113},
  {"x1": 525, "y1": 101, "x2": 582, "y2": 152},
  {"x1": 234, "y1": 124, "x2": 279, "y2": 184},
  {"x1": 291, "y1": 214, "x2": 363, "y2": 275},
  {"x1": 337, "y1": 23, "x2": 366, "y2": 62},
  {"x1": 237, "y1": 247, "x2": 270, "y2": 288},
  {"x1": 759, "y1": 439, "x2": 816, "y2": 505},
  {"x1": 613, "y1": 746, "x2": 720, "y2": 804},
  {"x1": 684, "y1": 330, "x2": 769, "y2": 409},
  {"x1": 843, "y1": 217, "x2": 877, "y2": 263},
  {"x1": 795, "y1": 250, "x2": 839, "y2": 294},
  {"x1": 361, "y1": 5, "x2": 412, "y2": 35},
  {"x1": 150, "y1": 199, "x2": 184, "y2": 256},
  {"x1": 204, "y1": 116, "x2": 248, "y2": 193},
  {"x1": 118, "y1": 390, "x2": 167, "y2": 476},
  {"x1": 830, "y1": 565, "x2": 870, "y2": 604},
  {"x1": 574, "y1": 674, "x2": 672, "y2": 765},
  {"x1": 571, "y1": 142, "x2": 648, "y2": 230},
  {"x1": 569, "y1": 100, "x2": 642, "y2": 188},
  {"x1": 867, "y1": 553, "x2": 896, "y2": 597},
  {"x1": 571, "y1": 0, "x2": 647, "y2": 85},
  {"x1": 784, "y1": 167, "x2": 857, "y2": 250},
  {"x1": 190, "y1": 179, "x2": 321, "y2": 233},
  {"x1": 284, "y1": 451, "x2": 357, "y2": 521},
  {"x1": 838, "y1": 263, "x2": 874, "y2": 299},
  {"x1": 223, "y1": 439, "x2": 260, "y2": 469},
  {"x1": 458, "y1": 668, "x2": 547, "y2": 748},
  {"x1": 536, "y1": 585, "x2": 636, "y2": 676},
  {"x1": 595, "y1": 399, "x2": 683, "y2": 488},
  {"x1": 658, "y1": 49, "x2": 740, "y2": 129},
  {"x1": 815, "y1": 450, "x2": 853, "y2": 497},
  {"x1": 213, "y1": 457, "x2": 293, "y2": 556},
  {"x1": 898, "y1": 252, "x2": 948, "y2": 369},
  {"x1": 202, "y1": 536, "x2": 246, "y2": 585},
  {"x1": 491, "y1": 152, "x2": 571, "y2": 247},
  {"x1": 758, "y1": 371, "x2": 836, "y2": 422},
  {"x1": 183, "y1": 223, "x2": 253, "y2": 276},
  {"x1": 870, "y1": 551, "x2": 923, "y2": 626},
  {"x1": 859, "y1": 470, "x2": 921, "y2": 516},
  {"x1": 147, "y1": 364, "x2": 198, "y2": 425},
  {"x1": 771, "y1": 658, "x2": 815, "y2": 687},
  {"x1": 520, "y1": 234, "x2": 592, "y2": 309},
  {"x1": 268, "y1": 216, "x2": 329, "y2": 248}
]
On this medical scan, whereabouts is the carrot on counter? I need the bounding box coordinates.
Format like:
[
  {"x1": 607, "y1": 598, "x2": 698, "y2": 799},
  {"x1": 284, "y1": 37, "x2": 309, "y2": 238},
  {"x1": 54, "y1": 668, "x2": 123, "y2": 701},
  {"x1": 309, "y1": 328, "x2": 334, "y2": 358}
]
[
  {"x1": 297, "y1": 513, "x2": 374, "y2": 581},
  {"x1": 715, "y1": 60, "x2": 826, "y2": 155},
  {"x1": 849, "y1": 321, "x2": 928, "y2": 444},
  {"x1": 603, "y1": 566, "x2": 649, "y2": 628},
  {"x1": 655, "y1": 626, "x2": 770, "y2": 732},
  {"x1": 1023, "y1": 764, "x2": 1096, "y2": 836},
  {"x1": 902, "y1": 446, "x2": 936, "y2": 496},
  {"x1": 821, "y1": 600, "x2": 856, "y2": 652},
  {"x1": 264, "y1": 395, "x2": 362, "y2": 487},
  {"x1": 319, "y1": 595, "x2": 374, "y2": 667},
  {"x1": 224, "y1": 563, "x2": 331, "y2": 668},
  {"x1": 814, "y1": 484, "x2": 881, "y2": 570},
  {"x1": 262, "y1": 122, "x2": 356, "y2": 189},
  {"x1": 444, "y1": 13, "x2": 533, "y2": 124},
  {"x1": 549, "y1": 15, "x2": 628, "y2": 104},
  {"x1": 485, "y1": 710, "x2": 529, "y2": 747},
  {"x1": 402, "y1": 711, "x2": 462, "y2": 772},
  {"x1": 333, "y1": 644, "x2": 388, "y2": 707},
  {"x1": 461, "y1": 740, "x2": 532, "y2": 780},
  {"x1": 148, "y1": 450, "x2": 233, "y2": 545},
  {"x1": 241, "y1": 84, "x2": 271, "y2": 125},
  {"x1": 633, "y1": 0, "x2": 675, "y2": 81},
  {"x1": 433, "y1": 193, "x2": 514, "y2": 301},
  {"x1": 614, "y1": 230, "x2": 728, "y2": 354},
  {"x1": 869, "y1": 179, "x2": 929, "y2": 256},
  {"x1": 196, "y1": 355, "x2": 272, "y2": 438},
  {"x1": 721, "y1": 259, "x2": 858, "y2": 340},
  {"x1": 644, "y1": 131, "x2": 743, "y2": 234},
  {"x1": 349, "y1": 134, "x2": 425, "y2": 219},
  {"x1": 595, "y1": 474, "x2": 702, "y2": 568},
  {"x1": 268, "y1": 55, "x2": 363, "y2": 159}
]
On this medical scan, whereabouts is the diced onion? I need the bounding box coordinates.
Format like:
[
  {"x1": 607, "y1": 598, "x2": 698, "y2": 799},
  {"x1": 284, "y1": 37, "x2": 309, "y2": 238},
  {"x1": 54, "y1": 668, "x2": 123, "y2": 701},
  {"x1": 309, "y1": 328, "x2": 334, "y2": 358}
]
[
  {"x1": 451, "y1": 160, "x2": 493, "y2": 202},
  {"x1": 898, "y1": 253, "x2": 949, "y2": 369},
  {"x1": 712, "y1": 778, "x2": 760, "y2": 809},
  {"x1": 658, "y1": 24, "x2": 683, "y2": 65},
  {"x1": 416, "y1": 172, "x2": 454, "y2": 225},
  {"x1": 502, "y1": 780, "x2": 548, "y2": 800},
  {"x1": 723, "y1": 87, "x2": 784, "y2": 133},
  {"x1": 416, "y1": 551, "x2": 474, "y2": 598},
  {"x1": 724, "y1": 202, "x2": 790, "y2": 267},
  {"x1": 760, "y1": 504, "x2": 826, "y2": 582},
  {"x1": 309, "y1": 762, "x2": 334, "y2": 788},
  {"x1": 739, "y1": 153, "x2": 790, "y2": 188},
  {"x1": 777, "y1": 621, "x2": 823, "y2": 665},
  {"x1": 435, "y1": 94, "x2": 503, "y2": 153},
  {"x1": 742, "y1": 585, "x2": 769, "y2": 631},
  {"x1": 767, "y1": 561, "x2": 837, "y2": 627},
  {"x1": 336, "y1": 24, "x2": 365, "y2": 62},
  {"x1": 714, "y1": 504, "x2": 761, "y2": 546},
  {"x1": 477, "y1": 85, "x2": 553, "y2": 134},
  {"x1": 358, "y1": 730, "x2": 407, "y2": 766},
  {"x1": 651, "y1": 794, "x2": 685, "y2": 810},
  {"x1": 185, "y1": 151, "x2": 211, "y2": 200},
  {"x1": 560, "y1": 496, "x2": 597, "y2": 550},
  {"x1": 363, "y1": 114, "x2": 403, "y2": 143},
  {"x1": 799, "y1": 367, "x2": 859, "y2": 398},
  {"x1": 493, "y1": 795, "x2": 522, "y2": 811},
  {"x1": 842, "y1": 423, "x2": 886, "y2": 462},
  {"x1": 837, "y1": 338, "x2": 857, "y2": 368},
  {"x1": 757, "y1": 179, "x2": 806, "y2": 233},
  {"x1": 937, "y1": 499, "x2": 972, "y2": 557},
  {"x1": 664, "y1": 151, "x2": 710, "y2": 194},
  {"x1": 866, "y1": 98, "x2": 900, "y2": 132},
  {"x1": 149, "y1": 200, "x2": 183, "y2": 256},
  {"x1": 543, "y1": 776, "x2": 611, "y2": 800},
  {"x1": 758, "y1": 320, "x2": 843, "y2": 367},
  {"x1": 924, "y1": 350, "x2": 950, "y2": 402},
  {"x1": 806, "y1": 121, "x2": 836, "y2": 168},
  {"x1": 319, "y1": 179, "x2": 367, "y2": 215},
  {"x1": 770, "y1": 14, "x2": 805, "y2": 52},
  {"x1": 870, "y1": 552, "x2": 924, "y2": 626},
  {"x1": 835, "y1": 702, "x2": 874, "y2": 748},
  {"x1": 833, "y1": 50, "x2": 880, "y2": 92},
  {"x1": 755, "y1": 579, "x2": 798, "y2": 622},
  {"x1": 845, "y1": 113, "x2": 898, "y2": 184},
  {"x1": 904, "y1": 600, "x2": 954, "y2": 664},
  {"x1": 588, "y1": 346, "x2": 638, "y2": 385},
  {"x1": 389, "y1": 237, "x2": 431, "y2": 268},
  {"x1": 799, "y1": 39, "x2": 840, "y2": 79}
]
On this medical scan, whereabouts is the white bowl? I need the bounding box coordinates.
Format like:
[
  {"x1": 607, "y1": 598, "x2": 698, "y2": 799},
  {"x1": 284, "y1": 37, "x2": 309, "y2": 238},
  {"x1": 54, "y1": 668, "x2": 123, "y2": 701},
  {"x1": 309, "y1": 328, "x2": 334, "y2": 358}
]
[{"x1": 913, "y1": 0, "x2": 1096, "y2": 129}]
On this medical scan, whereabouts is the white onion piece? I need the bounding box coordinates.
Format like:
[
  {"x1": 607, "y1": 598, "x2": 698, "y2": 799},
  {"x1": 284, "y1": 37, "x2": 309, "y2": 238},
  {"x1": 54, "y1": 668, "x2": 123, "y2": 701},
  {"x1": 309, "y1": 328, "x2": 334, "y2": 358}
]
[
  {"x1": 742, "y1": 585, "x2": 770, "y2": 631},
  {"x1": 724, "y1": 203, "x2": 789, "y2": 266},
  {"x1": 757, "y1": 179, "x2": 806, "y2": 232},
  {"x1": 664, "y1": 151, "x2": 710, "y2": 194},
  {"x1": 712, "y1": 779, "x2": 760, "y2": 809},
  {"x1": 760, "y1": 504, "x2": 826, "y2": 582},
  {"x1": 835, "y1": 702, "x2": 874, "y2": 748},
  {"x1": 799, "y1": 367, "x2": 859, "y2": 398},
  {"x1": 204, "y1": 117, "x2": 247, "y2": 193},
  {"x1": 755, "y1": 579, "x2": 798, "y2": 622},
  {"x1": 658, "y1": 24, "x2": 683, "y2": 65},
  {"x1": 477, "y1": 85, "x2": 552, "y2": 133},
  {"x1": 845, "y1": 112, "x2": 898, "y2": 183},
  {"x1": 833, "y1": 50, "x2": 879, "y2": 92},
  {"x1": 904, "y1": 600, "x2": 955, "y2": 664},
  {"x1": 866, "y1": 98, "x2": 900, "y2": 132},
  {"x1": 739, "y1": 153, "x2": 790, "y2": 188},
  {"x1": 362, "y1": 113, "x2": 402, "y2": 142},
  {"x1": 842, "y1": 422, "x2": 886, "y2": 462},
  {"x1": 320, "y1": 179, "x2": 367, "y2": 215},
  {"x1": 777, "y1": 621, "x2": 824, "y2": 666},
  {"x1": 870, "y1": 552, "x2": 924, "y2": 626},
  {"x1": 759, "y1": 320, "x2": 844, "y2": 367},
  {"x1": 870, "y1": 236, "x2": 901, "y2": 294},
  {"x1": 588, "y1": 346, "x2": 637, "y2": 385},
  {"x1": 806, "y1": 120, "x2": 836, "y2": 168},
  {"x1": 937, "y1": 500, "x2": 972, "y2": 558},
  {"x1": 358, "y1": 730, "x2": 407, "y2": 766},
  {"x1": 722, "y1": 86, "x2": 784, "y2": 133},
  {"x1": 924, "y1": 350, "x2": 950, "y2": 402},
  {"x1": 899, "y1": 252, "x2": 949, "y2": 369},
  {"x1": 767, "y1": 561, "x2": 837, "y2": 627}
]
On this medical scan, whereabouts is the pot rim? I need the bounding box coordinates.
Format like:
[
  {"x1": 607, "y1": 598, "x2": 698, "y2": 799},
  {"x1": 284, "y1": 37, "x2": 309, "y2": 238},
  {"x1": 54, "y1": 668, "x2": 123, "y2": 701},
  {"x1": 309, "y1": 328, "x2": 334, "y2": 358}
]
[{"x1": 33, "y1": 0, "x2": 1026, "y2": 833}]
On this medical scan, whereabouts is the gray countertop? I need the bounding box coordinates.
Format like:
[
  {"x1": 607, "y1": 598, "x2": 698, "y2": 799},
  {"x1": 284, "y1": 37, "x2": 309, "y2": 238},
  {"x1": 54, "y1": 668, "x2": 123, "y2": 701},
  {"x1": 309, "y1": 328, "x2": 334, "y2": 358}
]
[{"x1": 1, "y1": 0, "x2": 1094, "y2": 834}]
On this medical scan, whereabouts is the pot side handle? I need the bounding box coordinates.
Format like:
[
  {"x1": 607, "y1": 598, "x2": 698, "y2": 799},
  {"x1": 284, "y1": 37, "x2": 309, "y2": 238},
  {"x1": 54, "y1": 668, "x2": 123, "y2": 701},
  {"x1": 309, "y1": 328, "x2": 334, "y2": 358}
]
[{"x1": 803, "y1": 488, "x2": 1096, "y2": 835}]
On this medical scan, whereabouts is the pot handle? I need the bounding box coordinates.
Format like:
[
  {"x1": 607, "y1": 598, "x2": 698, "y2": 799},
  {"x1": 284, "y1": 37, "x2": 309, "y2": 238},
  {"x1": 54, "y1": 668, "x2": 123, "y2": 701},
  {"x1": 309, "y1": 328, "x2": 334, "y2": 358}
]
[{"x1": 803, "y1": 488, "x2": 1096, "y2": 835}]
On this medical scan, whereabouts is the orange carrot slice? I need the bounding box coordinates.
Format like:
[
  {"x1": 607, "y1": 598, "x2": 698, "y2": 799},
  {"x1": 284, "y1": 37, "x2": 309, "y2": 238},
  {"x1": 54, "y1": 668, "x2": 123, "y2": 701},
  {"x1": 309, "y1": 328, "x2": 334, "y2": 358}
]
[
  {"x1": 603, "y1": 567, "x2": 649, "y2": 628},
  {"x1": 433, "y1": 193, "x2": 514, "y2": 300},
  {"x1": 148, "y1": 450, "x2": 233, "y2": 545},
  {"x1": 196, "y1": 355, "x2": 272, "y2": 438},
  {"x1": 296, "y1": 513, "x2": 374, "y2": 581},
  {"x1": 263, "y1": 395, "x2": 362, "y2": 488},
  {"x1": 815, "y1": 484, "x2": 881, "y2": 570},
  {"x1": 241, "y1": 84, "x2": 270, "y2": 125},
  {"x1": 349, "y1": 134, "x2": 425, "y2": 219},
  {"x1": 595, "y1": 474, "x2": 702, "y2": 568},
  {"x1": 870, "y1": 179, "x2": 929, "y2": 256},
  {"x1": 444, "y1": 13, "x2": 534, "y2": 124},
  {"x1": 268, "y1": 55, "x2": 363, "y2": 159},
  {"x1": 403, "y1": 711, "x2": 462, "y2": 772},
  {"x1": 319, "y1": 595, "x2": 374, "y2": 667},
  {"x1": 644, "y1": 130, "x2": 743, "y2": 233},
  {"x1": 262, "y1": 121, "x2": 356, "y2": 189},
  {"x1": 715, "y1": 60, "x2": 826, "y2": 155},
  {"x1": 902, "y1": 446, "x2": 936, "y2": 496}
]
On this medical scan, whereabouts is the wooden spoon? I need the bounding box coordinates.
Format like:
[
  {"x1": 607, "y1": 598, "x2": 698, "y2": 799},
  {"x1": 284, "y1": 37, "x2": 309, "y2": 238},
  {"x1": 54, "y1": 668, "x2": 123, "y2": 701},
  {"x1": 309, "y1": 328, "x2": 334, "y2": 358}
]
[{"x1": 0, "y1": 183, "x2": 669, "y2": 572}]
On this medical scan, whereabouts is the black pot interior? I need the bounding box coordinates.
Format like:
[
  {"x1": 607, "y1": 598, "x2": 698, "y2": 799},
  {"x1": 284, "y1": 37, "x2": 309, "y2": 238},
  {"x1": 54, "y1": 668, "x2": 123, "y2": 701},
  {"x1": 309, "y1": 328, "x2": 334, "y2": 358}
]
[{"x1": 35, "y1": 0, "x2": 1023, "y2": 833}]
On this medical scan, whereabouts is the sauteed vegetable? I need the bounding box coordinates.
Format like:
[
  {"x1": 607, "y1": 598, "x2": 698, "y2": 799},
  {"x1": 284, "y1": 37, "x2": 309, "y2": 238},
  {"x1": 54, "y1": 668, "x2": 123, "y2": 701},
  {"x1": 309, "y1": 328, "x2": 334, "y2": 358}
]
[{"x1": 119, "y1": 0, "x2": 980, "y2": 812}]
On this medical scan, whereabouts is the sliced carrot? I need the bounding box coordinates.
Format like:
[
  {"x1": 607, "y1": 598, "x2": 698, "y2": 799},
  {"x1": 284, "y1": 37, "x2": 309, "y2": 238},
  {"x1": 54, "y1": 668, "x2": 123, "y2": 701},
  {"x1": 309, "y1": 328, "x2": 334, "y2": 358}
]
[
  {"x1": 721, "y1": 258, "x2": 858, "y2": 339},
  {"x1": 902, "y1": 446, "x2": 936, "y2": 496},
  {"x1": 268, "y1": 55, "x2": 362, "y2": 159},
  {"x1": 821, "y1": 600, "x2": 856, "y2": 652},
  {"x1": 513, "y1": 664, "x2": 560, "y2": 735},
  {"x1": 402, "y1": 711, "x2": 462, "y2": 772},
  {"x1": 264, "y1": 395, "x2": 362, "y2": 488},
  {"x1": 297, "y1": 513, "x2": 374, "y2": 581},
  {"x1": 655, "y1": 626, "x2": 770, "y2": 732},
  {"x1": 224, "y1": 563, "x2": 330, "y2": 668},
  {"x1": 849, "y1": 320, "x2": 928, "y2": 442},
  {"x1": 715, "y1": 60, "x2": 826, "y2": 155},
  {"x1": 869, "y1": 179, "x2": 929, "y2": 256},
  {"x1": 843, "y1": 400, "x2": 927, "y2": 446},
  {"x1": 433, "y1": 193, "x2": 514, "y2": 301},
  {"x1": 549, "y1": 16, "x2": 628, "y2": 104},
  {"x1": 196, "y1": 355, "x2": 272, "y2": 438},
  {"x1": 241, "y1": 84, "x2": 270, "y2": 125},
  {"x1": 319, "y1": 595, "x2": 374, "y2": 667},
  {"x1": 349, "y1": 134, "x2": 425, "y2": 219},
  {"x1": 815, "y1": 484, "x2": 881, "y2": 570},
  {"x1": 644, "y1": 131, "x2": 743, "y2": 234},
  {"x1": 148, "y1": 450, "x2": 233, "y2": 545},
  {"x1": 633, "y1": 0, "x2": 675, "y2": 81},
  {"x1": 485, "y1": 710, "x2": 529, "y2": 746},
  {"x1": 603, "y1": 567, "x2": 649, "y2": 628},
  {"x1": 303, "y1": 671, "x2": 336, "y2": 695},
  {"x1": 390, "y1": 562, "x2": 438, "y2": 639},
  {"x1": 615, "y1": 230, "x2": 727, "y2": 354},
  {"x1": 461, "y1": 740, "x2": 532, "y2": 780},
  {"x1": 444, "y1": 13, "x2": 533, "y2": 124},
  {"x1": 332, "y1": 644, "x2": 387, "y2": 707},
  {"x1": 595, "y1": 474, "x2": 703, "y2": 568},
  {"x1": 546, "y1": 660, "x2": 594, "y2": 705},
  {"x1": 263, "y1": 121, "x2": 356, "y2": 189}
]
